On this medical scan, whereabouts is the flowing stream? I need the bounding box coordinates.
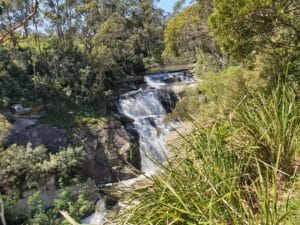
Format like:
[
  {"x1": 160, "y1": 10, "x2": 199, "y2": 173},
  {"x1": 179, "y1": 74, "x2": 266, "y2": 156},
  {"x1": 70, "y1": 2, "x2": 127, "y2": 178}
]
[
  {"x1": 118, "y1": 71, "x2": 194, "y2": 173},
  {"x1": 82, "y1": 71, "x2": 194, "y2": 224}
]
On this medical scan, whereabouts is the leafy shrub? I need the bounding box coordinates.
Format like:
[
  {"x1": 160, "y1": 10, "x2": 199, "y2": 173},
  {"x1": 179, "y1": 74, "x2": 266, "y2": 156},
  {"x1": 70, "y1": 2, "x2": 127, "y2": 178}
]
[
  {"x1": 168, "y1": 64, "x2": 265, "y2": 122},
  {"x1": 0, "y1": 114, "x2": 10, "y2": 146},
  {"x1": 0, "y1": 144, "x2": 86, "y2": 191},
  {"x1": 25, "y1": 188, "x2": 94, "y2": 225}
]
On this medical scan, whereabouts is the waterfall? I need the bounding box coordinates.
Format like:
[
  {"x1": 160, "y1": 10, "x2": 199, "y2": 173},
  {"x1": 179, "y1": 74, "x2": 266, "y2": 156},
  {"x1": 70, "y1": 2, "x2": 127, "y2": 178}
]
[
  {"x1": 117, "y1": 71, "x2": 194, "y2": 173},
  {"x1": 82, "y1": 71, "x2": 194, "y2": 224}
]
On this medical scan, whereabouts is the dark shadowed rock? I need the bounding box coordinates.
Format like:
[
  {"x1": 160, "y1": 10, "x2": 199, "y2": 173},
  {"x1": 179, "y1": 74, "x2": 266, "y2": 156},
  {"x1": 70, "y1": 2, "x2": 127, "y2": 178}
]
[
  {"x1": 114, "y1": 114, "x2": 135, "y2": 124},
  {"x1": 4, "y1": 120, "x2": 67, "y2": 151},
  {"x1": 159, "y1": 90, "x2": 178, "y2": 113},
  {"x1": 72, "y1": 119, "x2": 140, "y2": 185},
  {"x1": 4, "y1": 115, "x2": 139, "y2": 185}
]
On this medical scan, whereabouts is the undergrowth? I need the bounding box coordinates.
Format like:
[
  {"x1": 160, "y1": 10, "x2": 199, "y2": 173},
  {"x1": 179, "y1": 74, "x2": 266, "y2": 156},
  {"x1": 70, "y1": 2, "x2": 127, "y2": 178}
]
[{"x1": 40, "y1": 103, "x2": 108, "y2": 129}]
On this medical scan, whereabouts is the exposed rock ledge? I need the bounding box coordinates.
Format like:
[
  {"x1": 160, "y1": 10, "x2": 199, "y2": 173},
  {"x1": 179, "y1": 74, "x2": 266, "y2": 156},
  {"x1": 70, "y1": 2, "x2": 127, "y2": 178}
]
[{"x1": 3, "y1": 115, "x2": 140, "y2": 185}]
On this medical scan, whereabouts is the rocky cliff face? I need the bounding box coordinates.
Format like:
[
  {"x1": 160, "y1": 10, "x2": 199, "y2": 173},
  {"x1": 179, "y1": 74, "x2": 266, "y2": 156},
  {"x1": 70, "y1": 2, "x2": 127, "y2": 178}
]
[{"x1": 71, "y1": 119, "x2": 140, "y2": 184}]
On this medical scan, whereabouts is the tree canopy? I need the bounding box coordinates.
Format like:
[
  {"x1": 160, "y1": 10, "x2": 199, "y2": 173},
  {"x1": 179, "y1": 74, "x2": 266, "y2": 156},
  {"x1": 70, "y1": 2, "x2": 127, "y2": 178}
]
[{"x1": 209, "y1": 0, "x2": 300, "y2": 62}]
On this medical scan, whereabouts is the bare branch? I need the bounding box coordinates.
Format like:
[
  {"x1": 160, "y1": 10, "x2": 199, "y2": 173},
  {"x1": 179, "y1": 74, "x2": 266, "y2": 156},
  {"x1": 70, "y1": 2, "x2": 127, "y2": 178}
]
[{"x1": 0, "y1": 0, "x2": 40, "y2": 45}]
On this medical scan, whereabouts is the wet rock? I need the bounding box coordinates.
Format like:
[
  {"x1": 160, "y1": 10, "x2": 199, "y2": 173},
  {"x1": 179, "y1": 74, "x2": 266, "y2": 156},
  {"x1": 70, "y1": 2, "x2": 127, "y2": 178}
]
[
  {"x1": 159, "y1": 90, "x2": 178, "y2": 113},
  {"x1": 114, "y1": 114, "x2": 135, "y2": 124}
]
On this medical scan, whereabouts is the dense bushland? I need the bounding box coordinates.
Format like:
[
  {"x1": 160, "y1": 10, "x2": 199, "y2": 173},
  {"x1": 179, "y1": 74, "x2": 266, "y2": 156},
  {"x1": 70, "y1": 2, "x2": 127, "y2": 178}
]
[
  {"x1": 0, "y1": 1, "x2": 165, "y2": 224},
  {"x1": 0, "y1": 0, "x2": 165, "y2": 110}
]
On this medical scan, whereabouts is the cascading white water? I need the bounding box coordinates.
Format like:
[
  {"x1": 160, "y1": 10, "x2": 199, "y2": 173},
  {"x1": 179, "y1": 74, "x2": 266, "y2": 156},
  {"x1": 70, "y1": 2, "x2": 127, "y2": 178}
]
[
  {"x1": 144, "y1": 71, "x2": 194, "y2": 89},
  {"x1": 117, "y1": 71, "x2": 194, "y2": 173},
  {"x1": 118, "y1": 90, "x2": 170, "y2": 172}
]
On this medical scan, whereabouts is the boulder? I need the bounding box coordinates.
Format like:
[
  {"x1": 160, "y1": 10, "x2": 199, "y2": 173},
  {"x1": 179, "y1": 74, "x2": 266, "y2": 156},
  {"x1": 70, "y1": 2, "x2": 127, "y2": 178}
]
[{"x1": 158, "y1": 89, "x2": 178, "y2": 113}]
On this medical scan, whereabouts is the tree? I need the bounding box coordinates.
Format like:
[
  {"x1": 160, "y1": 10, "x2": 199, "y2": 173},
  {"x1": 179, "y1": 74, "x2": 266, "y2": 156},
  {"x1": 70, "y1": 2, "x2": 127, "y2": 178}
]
[
  {"x1": 0, "y1": 194, "x2": 6, "y2": 225},
  {"x1": 209, "y1": 0, "x2": 300, "y2": 63},
  {"x1": 0, "y1": 0, "x2": 40, "y2": 45},
  {"x1": 130, "y1": 0, "x2": 165, "y2": 60},
  {"x1": 0, "y1": 144, "x2": 85, "y2": 191},
  {"x1": 163, "y1": 2, "x2": 217, "y2": 61}
]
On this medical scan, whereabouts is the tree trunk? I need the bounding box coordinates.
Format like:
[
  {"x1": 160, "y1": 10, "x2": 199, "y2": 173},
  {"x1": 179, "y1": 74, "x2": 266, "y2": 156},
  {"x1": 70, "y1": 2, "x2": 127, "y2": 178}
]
[{"x1": 0, "y1": 195, "x2": 7, "y2": 225}]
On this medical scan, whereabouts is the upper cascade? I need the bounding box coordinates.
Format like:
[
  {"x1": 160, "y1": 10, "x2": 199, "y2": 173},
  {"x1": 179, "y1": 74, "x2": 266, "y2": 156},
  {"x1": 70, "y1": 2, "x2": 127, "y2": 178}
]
[
  {"x1": 144, "y1": 71, "x2": 194, "y2": 89},
  {"x1": 118, "y1": 90, "x2": 167, "y2": 118}
]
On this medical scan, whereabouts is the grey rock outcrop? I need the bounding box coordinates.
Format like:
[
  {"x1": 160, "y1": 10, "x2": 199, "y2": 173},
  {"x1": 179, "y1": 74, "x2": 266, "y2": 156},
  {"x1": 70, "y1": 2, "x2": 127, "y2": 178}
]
[
  {"x1": 4, "y1": 119, "x2": 67, "y2": 152},
  {"x1": 72, "y1": 119, "x2": 140, "y2": 185}
]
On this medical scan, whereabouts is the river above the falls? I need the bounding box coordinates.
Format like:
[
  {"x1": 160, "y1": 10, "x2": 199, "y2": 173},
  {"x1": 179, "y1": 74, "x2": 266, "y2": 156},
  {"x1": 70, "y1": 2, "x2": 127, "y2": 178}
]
[{"x1": 82, "y1": 70, "x2": 195, "y2": 224}]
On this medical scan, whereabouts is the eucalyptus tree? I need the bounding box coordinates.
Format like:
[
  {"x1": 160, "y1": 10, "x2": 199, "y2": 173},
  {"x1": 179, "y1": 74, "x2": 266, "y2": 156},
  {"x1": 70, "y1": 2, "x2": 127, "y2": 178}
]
[
  {"x1": 163, "y1": 2, "x2": 218, "y2": 61},
  {"x1": 209, "y1": 0, "x2": 300, "y2": 78},
  {"x1": 131, "y1": 0, "x2": 165, "y2": 60}
]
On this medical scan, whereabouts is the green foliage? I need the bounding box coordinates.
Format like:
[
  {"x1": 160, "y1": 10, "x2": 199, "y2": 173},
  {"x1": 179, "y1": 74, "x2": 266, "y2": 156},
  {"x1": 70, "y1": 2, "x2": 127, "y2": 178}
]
[
  {"x1": 282, "y1": 176, "x2": 300, "y2": 224},
  {"x1": 0, "y1": 0, "x2": 165, "y2": 110},
  {"x1": 209, "y1": 0, "x2": 300, "y2": 78},
  {"x1": 237, "y1": 83, "x2": 300, "y2": 172},
  {"x1": 25, "y1": 188, "x2": 94, "y2": 225},
  {"x1": 163, "y1": 2, "x2": 217, "y2": 61},
  {"x1": 192, "y1": 50, "x2": 224, "y2": 74},
  {"x1": 39, "y1": 103, "x2": 108, "y2": 129},
  {"x1": 0, "y1": 145, "x2": 49, "y2": 190},
  {"x1": 27, "y1": 191, "x2": 45, "y2": 219},
  {"x1": 0, "y1": 114, "x2": 10, "y2": 146},
  {"x1": 0, "y1": 47, "x2": 36, "y2": 107},
  {"x1": 168, "y1": 63, "x2": 265, "y2": 121},
  {"x1": 92, "y1": 13, "x2": 134, "y2": 87},
  {"x1": 199, "y1": 66, "x2": 263, "y2": 111},
  {"x1": 113, "y1": 116, "x2": 298, "y2": 224},
  {"x1": 54, "y1": 146, "x2": 87, "y2": 184},
  {"x1": 0, "y1": 0, "x2": 39, "y2": 45},
  {"x1": 164, "y1": 4, "x2": 202, "y2": 60},
  {"x1": 0, "y1": 144, "x2": 86, "y2": 191}
]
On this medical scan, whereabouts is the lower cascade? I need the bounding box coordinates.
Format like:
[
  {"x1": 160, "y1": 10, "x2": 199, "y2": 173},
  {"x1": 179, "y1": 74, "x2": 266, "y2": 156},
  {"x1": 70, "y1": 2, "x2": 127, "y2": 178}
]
[{"x1": 82, "y1": 71, "x2": 194, "y2": 224}]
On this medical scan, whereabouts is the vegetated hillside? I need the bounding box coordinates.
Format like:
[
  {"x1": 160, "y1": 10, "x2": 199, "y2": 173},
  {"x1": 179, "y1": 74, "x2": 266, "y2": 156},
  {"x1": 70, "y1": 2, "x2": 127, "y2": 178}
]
[{"x1": 0, "y1": 0, "x2": 299, "y2": 224}]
